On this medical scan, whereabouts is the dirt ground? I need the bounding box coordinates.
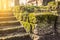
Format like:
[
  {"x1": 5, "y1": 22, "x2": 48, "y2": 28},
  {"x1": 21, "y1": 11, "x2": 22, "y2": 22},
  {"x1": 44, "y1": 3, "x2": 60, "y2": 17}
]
[{"x1": 6, "y1": 34, "x2": 60, "y2": 40}]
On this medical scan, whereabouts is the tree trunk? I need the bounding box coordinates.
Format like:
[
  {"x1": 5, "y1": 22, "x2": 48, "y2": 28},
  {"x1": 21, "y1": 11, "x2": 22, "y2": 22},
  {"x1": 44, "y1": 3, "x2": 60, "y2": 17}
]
[{"x1": 14, "y1": 0, "x2": 19, "y2": 5}]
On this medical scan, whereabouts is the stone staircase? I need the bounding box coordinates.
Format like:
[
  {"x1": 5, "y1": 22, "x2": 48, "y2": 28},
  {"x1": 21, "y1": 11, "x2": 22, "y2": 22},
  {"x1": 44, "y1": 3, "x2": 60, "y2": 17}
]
[
  {"x1": 56, "y1": 3, "x2": 60, "y2": 34},
  {"x1": 56, "y1": 14, "x2": 60, "y2": 34},
  {"x1": 0, "y1": 11, "x2": 29, "y2": 40}
]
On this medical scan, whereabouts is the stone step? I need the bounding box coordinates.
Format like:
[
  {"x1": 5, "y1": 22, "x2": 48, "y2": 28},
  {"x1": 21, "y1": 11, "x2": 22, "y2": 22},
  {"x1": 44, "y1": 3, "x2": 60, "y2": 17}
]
[
  {"x1": 57, "y1": 17, "x2": 60, "y2": 19},
  {"x1": 56, "y1": 22, "x2": 60, "y2": 33},
  {"x1": 57, "y1": 21, "x2": 60, "y2": 23},
  {"x1": 56, "y1": 23, "x2": 60, "y2": 27},
  {"x1": 0, "y1": 11, "x2": 12, "y2": 14},
  {"x1": 57, "y1": 27, "x2": 60, "y2": 30},
  {"x1": 57, "y1": 18, "x2": 60, "y2": 20},
  {"x1": 0, "y1": 16, "x2": 17, "y2": 21},
  {"x1": 0, "y1": 13, "x2": 13, "y2": 17},
  {"x1": 0, "y1": 12, "x2": 26, "y2": 40},
  {"x1": 0, "y1": 14, "x2": 13, "y2": 17},
  {"x1": 0, "y1": 21, "x2": 20, "y2": 26},
  {"x1": 57, "y1": 19, "x2": 60, "y2": 22},
  {"x1": 57, "y1": 25, "x2": 60, "y2": 27},
  {"x1": 57, "y1": 21, "x2": 60, "y2": 24},
  {"x1": 57, "y1": 29, "x2": 60, "y2": 33},
  {"x1": 0, "y1": 33, "x2": 29, "y2": 40},
  {"x1": 0, "y1": 25, "x2": 22, "y2": 31},
  {"x1": 0, "y1": 25, "x2": 26, "y2": 36},
  {"x1": 57, "y1": 25, "x2": 60, "y2": 29},
  {"x1": 56, "y1": 17, "x2": 60, "y2": 23}
]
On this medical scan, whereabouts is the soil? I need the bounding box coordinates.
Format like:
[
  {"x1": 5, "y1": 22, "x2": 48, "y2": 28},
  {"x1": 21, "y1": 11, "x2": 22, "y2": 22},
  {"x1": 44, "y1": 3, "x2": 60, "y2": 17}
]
[{"x1": 5, "y1": 34, "x2": 60, "y2": 40}]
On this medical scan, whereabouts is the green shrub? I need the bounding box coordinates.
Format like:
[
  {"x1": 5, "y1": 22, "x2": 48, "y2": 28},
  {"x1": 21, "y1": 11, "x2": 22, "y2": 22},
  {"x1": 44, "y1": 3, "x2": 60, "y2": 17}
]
[{"x1": 13, "y1": 1, "x2": 58, "y2": 32}]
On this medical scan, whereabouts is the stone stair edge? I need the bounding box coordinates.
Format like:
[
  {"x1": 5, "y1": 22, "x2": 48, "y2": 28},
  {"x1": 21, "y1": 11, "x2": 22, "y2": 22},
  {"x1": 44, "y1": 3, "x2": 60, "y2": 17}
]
[
  {"x1": 0, "y1": 21, "x2": 19, "y2": 24},
  {"x1": 0, "y1": 33, "x2": 29, "y2": 40},
  {"x1": 0, "y1": 16, "x2": 15, "y2": 18},
  {"x1": 0, "y1": 25, "x2": 23, "y2": 31}
]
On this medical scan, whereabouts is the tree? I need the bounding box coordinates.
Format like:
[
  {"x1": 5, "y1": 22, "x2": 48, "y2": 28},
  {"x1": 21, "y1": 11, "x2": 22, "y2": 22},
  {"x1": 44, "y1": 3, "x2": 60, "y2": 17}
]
[
  {"x1": 28, "y1": 0, "x2": 38, "y2": 6},
  {"x1": 28, "y1": 0, "x2": 43, "y2": 6},
  {"x1": 14, "y1": 0, "x2": 19, "y2": 5}
]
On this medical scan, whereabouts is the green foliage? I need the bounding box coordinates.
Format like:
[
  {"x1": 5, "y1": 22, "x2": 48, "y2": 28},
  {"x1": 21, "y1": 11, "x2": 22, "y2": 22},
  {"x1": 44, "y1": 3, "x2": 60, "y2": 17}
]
[
  {"x1": 13, "y1": 1, "x2": 58, "y2": 33},
  {"x1": 28, "y1": 13, "x2": 36, "y2": 23},
  {"x1": 21, "y1": 13, "x2": 36, "y2": 32},
  {"x1": 48, "y1": 1, "x2": 57, "y2": 10},
  {"x1": 20, "y1": 5, "x2": 41, "y2": 13},
  {"x1": 13, "y1": 6, "x2": 20, "y2": 13},
  {"x1": 21, "y1": 21, "x2": 31, "y2": 32},
  {"x1": 36, "y1": 14, "x2": 56, "y2": 27}
]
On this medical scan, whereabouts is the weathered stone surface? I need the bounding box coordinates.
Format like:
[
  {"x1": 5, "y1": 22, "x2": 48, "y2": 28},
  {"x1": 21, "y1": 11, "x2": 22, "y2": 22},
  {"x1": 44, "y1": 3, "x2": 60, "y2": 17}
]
[{"x1": 0, "y1": 12, "x2": 26, "y2": 40}]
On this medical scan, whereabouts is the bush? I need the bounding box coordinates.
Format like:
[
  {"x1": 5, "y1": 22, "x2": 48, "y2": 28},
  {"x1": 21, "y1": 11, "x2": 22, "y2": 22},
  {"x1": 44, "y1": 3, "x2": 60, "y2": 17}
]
[{"x1": 13, "y1": 2, "x2": 58, "y2": 33}]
